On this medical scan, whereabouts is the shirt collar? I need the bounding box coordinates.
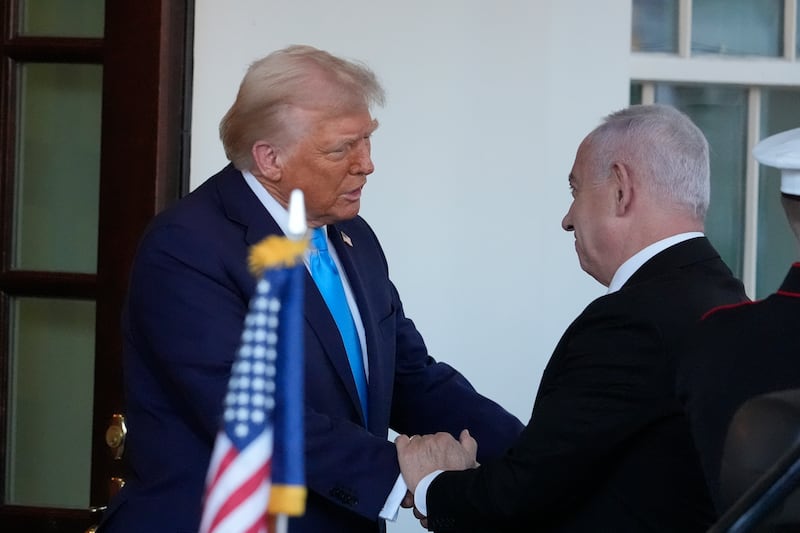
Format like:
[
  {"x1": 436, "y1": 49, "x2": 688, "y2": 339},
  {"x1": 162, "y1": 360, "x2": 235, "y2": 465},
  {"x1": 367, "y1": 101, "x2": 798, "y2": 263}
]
[
  {"x1": 241, "y1": 170, "x2": 329, "y2": 255},
  {"x1": 241, "y1": 169, "x2": 291, "y2": 235}
]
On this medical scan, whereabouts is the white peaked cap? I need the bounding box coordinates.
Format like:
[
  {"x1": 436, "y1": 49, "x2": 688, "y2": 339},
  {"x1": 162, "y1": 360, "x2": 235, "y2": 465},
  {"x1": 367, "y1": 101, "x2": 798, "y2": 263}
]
[{"x1": 753, "y1": 127, "x2": 800, "y2": 196}]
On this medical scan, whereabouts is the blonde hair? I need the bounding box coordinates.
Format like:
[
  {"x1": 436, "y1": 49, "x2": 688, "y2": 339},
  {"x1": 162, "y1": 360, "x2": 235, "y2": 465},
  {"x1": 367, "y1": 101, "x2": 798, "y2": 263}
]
[{"x1": 220, "y1": 45, "x2": 385, "y2": 170}]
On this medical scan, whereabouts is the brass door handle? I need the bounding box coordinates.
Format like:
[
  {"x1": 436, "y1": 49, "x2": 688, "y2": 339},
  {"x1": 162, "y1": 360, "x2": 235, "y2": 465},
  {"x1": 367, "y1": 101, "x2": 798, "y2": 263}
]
[
  {"x1": 105, "y1": 413, "x2": 127, "y2": 460},
  {"x1": 84, "y1": 505, "x2": 107, "y2": 533}
]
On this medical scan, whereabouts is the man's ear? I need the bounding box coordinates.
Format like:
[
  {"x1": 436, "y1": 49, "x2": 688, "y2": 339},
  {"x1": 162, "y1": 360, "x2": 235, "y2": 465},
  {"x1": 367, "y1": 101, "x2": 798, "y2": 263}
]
[
  {"x1": 252, "y1": 141, "x2": 281, "y2": 181},
  {"x1": 611, "y1": 161, "x2": 634, "y2": 215}
]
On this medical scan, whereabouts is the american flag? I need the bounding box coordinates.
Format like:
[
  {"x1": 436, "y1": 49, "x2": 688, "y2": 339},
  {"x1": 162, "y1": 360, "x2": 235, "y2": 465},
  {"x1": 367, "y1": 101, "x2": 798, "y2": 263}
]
[{"x1": 200, "y1": 248, "x2": 306, "y2": 533}]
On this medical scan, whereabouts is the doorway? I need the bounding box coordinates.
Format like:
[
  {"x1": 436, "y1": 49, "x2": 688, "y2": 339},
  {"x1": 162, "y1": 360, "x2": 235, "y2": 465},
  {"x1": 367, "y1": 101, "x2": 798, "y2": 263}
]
[{"x1": 0, "y1": 1, "x2": 192, "y2": 530}]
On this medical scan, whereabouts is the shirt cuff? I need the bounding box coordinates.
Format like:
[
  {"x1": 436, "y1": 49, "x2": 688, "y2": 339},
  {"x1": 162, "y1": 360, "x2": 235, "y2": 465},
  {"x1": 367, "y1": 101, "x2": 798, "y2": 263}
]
[
  {"x1": 414, "y1": 470, "x2": 444, "y2": 517},
  {"x1": 379, "y1": 474, "x2": 408, "y2": 521}
]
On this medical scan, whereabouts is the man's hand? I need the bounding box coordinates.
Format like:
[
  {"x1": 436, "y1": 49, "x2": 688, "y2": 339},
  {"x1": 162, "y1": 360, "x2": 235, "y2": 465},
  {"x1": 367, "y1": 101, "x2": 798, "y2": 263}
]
[{"x1": 395, "y1": 429, "x2": 478, "y2": 493}]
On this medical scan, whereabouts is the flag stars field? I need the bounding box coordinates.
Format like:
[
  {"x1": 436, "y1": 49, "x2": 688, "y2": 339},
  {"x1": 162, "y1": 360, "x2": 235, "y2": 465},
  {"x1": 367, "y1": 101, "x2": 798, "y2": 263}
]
[
  {"x1": 200, "y1": 230, "x2": 307, "y2": 533},
  {"x1": 222, "y1": 290, "x2": 283, "y2": 442}
]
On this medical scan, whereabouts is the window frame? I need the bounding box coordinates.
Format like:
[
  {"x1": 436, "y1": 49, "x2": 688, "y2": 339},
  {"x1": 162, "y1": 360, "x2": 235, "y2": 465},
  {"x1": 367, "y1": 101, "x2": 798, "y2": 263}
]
[{"x1": 631, "y1": 0, "x2": 800, "y2": 296}]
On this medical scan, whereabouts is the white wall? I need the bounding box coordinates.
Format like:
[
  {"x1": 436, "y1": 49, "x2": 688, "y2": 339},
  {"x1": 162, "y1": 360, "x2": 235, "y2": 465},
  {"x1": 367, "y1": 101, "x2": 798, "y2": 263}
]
[{"x1": 192, "y1": 1, "x2": 631, "y2": 531}]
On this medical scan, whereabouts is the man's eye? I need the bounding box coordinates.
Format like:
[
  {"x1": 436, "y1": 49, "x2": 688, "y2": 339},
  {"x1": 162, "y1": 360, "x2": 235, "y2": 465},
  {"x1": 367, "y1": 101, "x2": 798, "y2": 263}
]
[{"x1": 331, "y1": 143, "x2": 353, "y2": 154}]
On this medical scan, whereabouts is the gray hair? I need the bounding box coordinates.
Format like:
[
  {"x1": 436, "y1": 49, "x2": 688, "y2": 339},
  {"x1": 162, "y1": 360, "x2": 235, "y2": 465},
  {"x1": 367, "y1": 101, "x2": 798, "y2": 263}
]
[
  {"x1": 585, "y1": 104, "x2": 710, "y2": 220},
  {"x1": 220, "y1": 45, "x2": 386, "y2": 170}
]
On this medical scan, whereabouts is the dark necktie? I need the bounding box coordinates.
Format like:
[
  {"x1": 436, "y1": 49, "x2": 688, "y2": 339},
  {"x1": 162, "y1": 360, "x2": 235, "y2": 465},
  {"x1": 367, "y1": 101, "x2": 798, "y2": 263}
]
[{"x1": 309, "y1": 228, "x2": 368, "y2": 420}]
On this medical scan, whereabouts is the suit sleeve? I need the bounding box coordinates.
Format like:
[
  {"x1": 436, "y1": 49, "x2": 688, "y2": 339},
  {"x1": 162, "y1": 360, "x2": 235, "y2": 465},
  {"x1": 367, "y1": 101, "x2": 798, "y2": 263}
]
[
  {"x1": 299, "y1": 218, "x2": 523, "y2": 519},
  {"x1": 125, "y1": 221, "x2": 249, "y2": 439},
  {"x1": 347, "y1": 218, "x2": 524, "y2": 462},
  {"x1": 425, "y1": 305, "x2": 669, "y2": 531},
  {"x1": 387, "y1": 283, "x2": 524, "y2": 462}
]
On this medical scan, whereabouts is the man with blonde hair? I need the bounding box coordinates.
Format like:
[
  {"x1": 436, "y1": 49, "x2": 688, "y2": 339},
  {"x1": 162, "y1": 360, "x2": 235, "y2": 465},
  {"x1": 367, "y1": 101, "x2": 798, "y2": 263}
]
[{"x1": 99, "y1": 45, "x2": 522, "y2": 533}]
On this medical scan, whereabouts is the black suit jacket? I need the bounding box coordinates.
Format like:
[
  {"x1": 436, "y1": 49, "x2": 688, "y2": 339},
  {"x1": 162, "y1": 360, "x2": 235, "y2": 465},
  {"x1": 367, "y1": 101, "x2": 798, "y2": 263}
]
[
  {"x1": 426, "y1": 237, "x2": 747, "y2": 532},
  {"x1": 677, "y1": 263, "x2": 800, "y2": 512},
  {"x1": 98, "y1": 165, "x2": 523, "y2": 533}
]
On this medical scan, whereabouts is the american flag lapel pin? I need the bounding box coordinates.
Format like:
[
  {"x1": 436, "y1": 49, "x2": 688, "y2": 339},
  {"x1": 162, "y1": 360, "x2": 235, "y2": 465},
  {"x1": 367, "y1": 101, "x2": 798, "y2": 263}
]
[{"x1": 341, "y1": 231, "x2": 353, "y2": 247}]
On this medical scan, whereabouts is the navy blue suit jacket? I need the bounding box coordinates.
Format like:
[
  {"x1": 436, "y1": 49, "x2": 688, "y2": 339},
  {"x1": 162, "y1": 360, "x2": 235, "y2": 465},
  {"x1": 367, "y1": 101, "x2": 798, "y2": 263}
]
[{"x1": 98, "y1": 164, "x2": 523, "y2": 533}]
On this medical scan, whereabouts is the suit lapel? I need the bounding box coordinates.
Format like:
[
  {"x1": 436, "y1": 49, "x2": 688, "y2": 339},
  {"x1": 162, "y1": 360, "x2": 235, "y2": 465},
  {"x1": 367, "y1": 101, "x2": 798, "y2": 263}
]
[
  {"x1": 328, "y1": 224, "x2": 382, "y2": 431},
  {"x1": 305, "y1": 275, "x2": 367, "y2": 422},
  {"x1": 216, "y1": 166, "x2": 368, "y2": 424}
]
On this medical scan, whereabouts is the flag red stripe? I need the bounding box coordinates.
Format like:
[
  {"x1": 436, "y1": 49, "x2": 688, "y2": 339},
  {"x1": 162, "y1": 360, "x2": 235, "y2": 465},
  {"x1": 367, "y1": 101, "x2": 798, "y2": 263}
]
[
  {"x1": 201, "y1": 263, "x2": 306, "y2": 532},
  {"x1": 207, "y1": 458, "x2": 271, "y2": 532},
  {"x1": 243, "y1": 516, "x2": 268, "y2": 533},
  {"x1": 205, "y1": 445, "x2": 237, "y2": 501}
]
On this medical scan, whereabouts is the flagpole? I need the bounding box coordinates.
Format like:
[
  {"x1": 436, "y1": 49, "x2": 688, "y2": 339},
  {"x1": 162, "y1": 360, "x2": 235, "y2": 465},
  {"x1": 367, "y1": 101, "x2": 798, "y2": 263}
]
[
  {"x1": 275, "y1": 514, "x2": 289, "y2": 533},
  {"x1": 201, "y1": 188, "x2": 307, "y2": 533},
  {"x1": 286, "y1": 189, "x2": 308, "y2": 241},
  {"x1": 276, "y1": 188, "x2": 307, "y2": 533}
]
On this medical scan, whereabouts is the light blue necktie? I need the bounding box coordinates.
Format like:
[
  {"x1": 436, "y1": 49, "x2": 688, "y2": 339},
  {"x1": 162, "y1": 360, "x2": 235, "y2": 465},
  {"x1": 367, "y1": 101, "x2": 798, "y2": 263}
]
[{"x1": 310, "y1": 227, "x2": 368, "y2": 420}]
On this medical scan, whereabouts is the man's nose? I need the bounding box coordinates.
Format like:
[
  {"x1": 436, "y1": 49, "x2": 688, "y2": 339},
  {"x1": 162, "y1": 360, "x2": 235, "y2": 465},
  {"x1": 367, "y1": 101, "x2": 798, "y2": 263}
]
[
  {"x1": 562, "y1": 206, "x2": 574, "y2": 232},
  {"x1": 351, "y1": 141, "x2": 374, "y2": 175}
]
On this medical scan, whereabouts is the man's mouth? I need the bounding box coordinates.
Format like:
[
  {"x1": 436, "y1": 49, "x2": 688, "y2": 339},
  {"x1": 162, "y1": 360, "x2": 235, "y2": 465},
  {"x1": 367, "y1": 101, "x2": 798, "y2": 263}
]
[{"x1": 342, "y1": 185, "x2": 363, "y2": 202}]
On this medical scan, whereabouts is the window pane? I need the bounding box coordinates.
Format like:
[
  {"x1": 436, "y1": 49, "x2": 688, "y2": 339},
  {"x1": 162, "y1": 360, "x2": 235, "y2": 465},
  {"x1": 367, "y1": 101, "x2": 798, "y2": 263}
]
[
  {"x1": 756, "y1": 89, "x2": 800, "y2": 297},
  {"x1": 6, "y1": 297, "x2": 95, "y2": 508},
  {"x1": 18, "y1": 0, "x2": 104, "y2": 38},
  {"x1": 630, "y1": 83, "x2": 643, "y2": 105},
  {"x1": 692, "y1": 0, "x2": 783, "y2": 57},
  {"x1": 653, "y1": 85, "x2": 748, "y2": 277},
  {"x1": 632, "y1": 0, "x2": 678, "y2": 53},
  {"x1": 14, "y1": 63, "x2": 102, "y2": 273}
]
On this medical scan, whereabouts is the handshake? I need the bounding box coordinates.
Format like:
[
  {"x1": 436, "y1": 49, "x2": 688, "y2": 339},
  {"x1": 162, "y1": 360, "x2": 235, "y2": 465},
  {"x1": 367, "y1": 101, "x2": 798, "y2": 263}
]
[{"x1": 394, "y1": 429, "x2": 479, "y2": 528}]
